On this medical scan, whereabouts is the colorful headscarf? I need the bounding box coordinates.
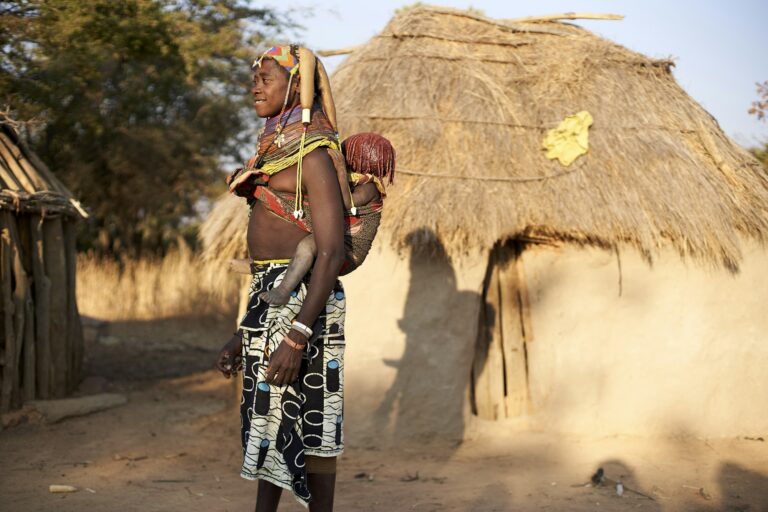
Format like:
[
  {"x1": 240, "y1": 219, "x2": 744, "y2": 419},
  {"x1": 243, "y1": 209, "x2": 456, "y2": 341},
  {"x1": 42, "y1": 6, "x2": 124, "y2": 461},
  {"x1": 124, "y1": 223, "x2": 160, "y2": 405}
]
[{"x1": 252, "y1": 45, "x2": 300, "y2": 76}]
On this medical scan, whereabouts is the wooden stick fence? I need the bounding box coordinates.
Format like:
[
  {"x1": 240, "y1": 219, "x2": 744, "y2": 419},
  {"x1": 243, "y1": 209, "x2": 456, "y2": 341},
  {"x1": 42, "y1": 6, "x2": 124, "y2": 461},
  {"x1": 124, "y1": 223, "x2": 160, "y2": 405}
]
[{"x1": 0, "y1": 122, "x2": 85, "y2": 412}]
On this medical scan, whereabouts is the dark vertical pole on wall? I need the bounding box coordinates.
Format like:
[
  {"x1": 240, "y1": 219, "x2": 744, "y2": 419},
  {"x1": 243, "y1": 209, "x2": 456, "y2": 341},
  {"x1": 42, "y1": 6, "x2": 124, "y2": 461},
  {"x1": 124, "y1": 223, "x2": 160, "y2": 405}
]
[
  {"x1": 516, "y1": 243, "x2": 534, "y2": 402},
  {"x1": 22, "y1": 275, "x2": 35, "y2": 402},
  {"x1": 499, "y1": 242, "x2": 529, "y2": 417},
  {"x1": 472, "y1": 245, "x2": 507, "y2": 420},
  {"x1": 18, "y1": 214, "x2": 36, "y2": 402},
  {"x1": 8, "y1": 215, "x2": 30, "y2": 408},
  {"x1": 472, "y1": 247, "x2": 493, "y2": 419},
  {"x1": 0, "y1": 212, "x2": 16, "y2": 412},
  {"x1": 30, "y1": 215, "x2": 51, "y2": 399},
  {"x1": 472, "y1": 241, "x2": 532, "y2": 420},
  {"x1": 44, "y1": 216, "x2": 68, "y2": 398},
  {"x1": 63, "y1": 220, "x2": 83, "y2": 390}
]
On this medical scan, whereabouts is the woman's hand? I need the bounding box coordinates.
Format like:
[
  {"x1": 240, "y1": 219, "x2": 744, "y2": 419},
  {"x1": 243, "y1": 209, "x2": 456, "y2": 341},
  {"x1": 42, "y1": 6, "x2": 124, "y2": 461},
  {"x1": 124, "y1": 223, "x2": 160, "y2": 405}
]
[
  {"x1": 265, "y1": 330, "x2": 307, "y2": 386},
  {"x1": 216, "y1": 333, "x2": 243, "y2": 379}
]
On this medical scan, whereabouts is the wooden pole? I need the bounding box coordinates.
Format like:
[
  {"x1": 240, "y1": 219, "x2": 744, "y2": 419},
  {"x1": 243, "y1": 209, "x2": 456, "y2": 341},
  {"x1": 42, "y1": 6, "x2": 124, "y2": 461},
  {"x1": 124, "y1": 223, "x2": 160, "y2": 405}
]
[
  {"x1": 7, "y1": 214, "x2": 29, "y2": 408},
  {"x1": 0, "y1": 156, "x2": 24, "y2": 191},
  {"x1": 0, "y1": 132, "x2": 47, "y2": 190},
  {"x1": 22, "y1": 272, "x2": 35, "y2": 402},
  {"x1": 0, "y1": 125, "x2": 70, "y2": 196},
  {"x1": 516, "y1": 254, "x2": 534, "y2": 346},
  {"x1": 498, "y1": 246, "x2": 528, "y2": 418},
  {"x1": 472, "y1": 246, "x2": 506, "y2": 420},
  {"x1": 43, "y1": 216, "x2": 68, "y2": 398},
  {"x1": 16, "y1": 213, "x2": 35, "y2": 401},
  {"x1": 30, "y1": 214, "x2": 51, "y2": 399},
  {"x1": 504, "y1": 12, "x2": 624, "y2": 23},
  {"x1": 317, "y1": 45, "x2": 363, "y2": 58},
  {"x1": 0, "y1": 212, "x2": 16, "y2": 412},
  {"x1": 0, "y1": 132, "x2": 38, "y2": 192},
  {"x1": 63, "y1": 220, "x2": 83, "y2": 391}
]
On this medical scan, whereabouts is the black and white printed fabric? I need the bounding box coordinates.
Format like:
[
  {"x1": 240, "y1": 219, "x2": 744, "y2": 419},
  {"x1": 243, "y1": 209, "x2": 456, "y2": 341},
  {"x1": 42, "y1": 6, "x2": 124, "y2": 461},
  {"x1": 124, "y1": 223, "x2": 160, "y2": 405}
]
[{"x1": 238, "y1": 261, "x2": 345, "y2": 507}]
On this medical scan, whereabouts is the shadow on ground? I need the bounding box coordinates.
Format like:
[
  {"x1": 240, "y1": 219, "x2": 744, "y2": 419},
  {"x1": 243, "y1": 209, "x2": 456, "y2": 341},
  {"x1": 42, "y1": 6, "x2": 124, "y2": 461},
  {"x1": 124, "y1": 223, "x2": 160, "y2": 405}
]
[{"x1": 81, "y1": 315, "x2": 234, "y2": 385}]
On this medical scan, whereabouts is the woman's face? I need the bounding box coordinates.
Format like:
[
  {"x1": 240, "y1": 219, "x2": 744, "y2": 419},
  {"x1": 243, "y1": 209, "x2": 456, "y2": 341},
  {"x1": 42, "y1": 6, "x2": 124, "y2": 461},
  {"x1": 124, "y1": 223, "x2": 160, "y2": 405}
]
[{"x1": 251, "y1": 58, "x2": 295, "y2": 118}]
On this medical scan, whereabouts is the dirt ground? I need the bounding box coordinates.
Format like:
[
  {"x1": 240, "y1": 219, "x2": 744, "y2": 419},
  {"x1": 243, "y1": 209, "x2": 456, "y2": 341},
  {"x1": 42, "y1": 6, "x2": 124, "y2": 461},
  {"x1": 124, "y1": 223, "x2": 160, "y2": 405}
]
[{"x1": 1, "y1": 318, "x2": 767, "y2": 512}]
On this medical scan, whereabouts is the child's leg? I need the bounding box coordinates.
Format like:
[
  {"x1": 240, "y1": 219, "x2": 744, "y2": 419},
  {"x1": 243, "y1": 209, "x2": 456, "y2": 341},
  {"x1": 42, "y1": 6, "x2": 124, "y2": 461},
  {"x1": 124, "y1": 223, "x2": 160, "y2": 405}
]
[{"x1": 259, "y1": 235, "x2": 317, "y2": 305}]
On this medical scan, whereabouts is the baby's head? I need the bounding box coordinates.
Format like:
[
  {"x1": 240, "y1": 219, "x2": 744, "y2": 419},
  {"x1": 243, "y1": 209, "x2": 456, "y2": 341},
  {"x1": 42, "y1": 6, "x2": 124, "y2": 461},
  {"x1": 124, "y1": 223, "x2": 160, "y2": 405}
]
[{"x1": 341, "y1": 133, "x2": 396, "y2": 184}]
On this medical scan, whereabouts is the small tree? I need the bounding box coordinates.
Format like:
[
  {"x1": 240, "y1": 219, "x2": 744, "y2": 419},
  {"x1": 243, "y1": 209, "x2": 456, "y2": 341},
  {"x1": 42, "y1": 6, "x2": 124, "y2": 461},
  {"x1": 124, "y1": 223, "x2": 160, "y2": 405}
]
[
  {"x1": 751, "y1": 144, "x2": 768, "y2": 169},
  {"x1": 0, "y1": 0, "x2": 290, "y2": 256},
  {"x1": 747, "y1": 81, "x2": 768, "y2": 171},
  {"x1": 748, "y1": 81, "x2": 768, "y2": 121}
]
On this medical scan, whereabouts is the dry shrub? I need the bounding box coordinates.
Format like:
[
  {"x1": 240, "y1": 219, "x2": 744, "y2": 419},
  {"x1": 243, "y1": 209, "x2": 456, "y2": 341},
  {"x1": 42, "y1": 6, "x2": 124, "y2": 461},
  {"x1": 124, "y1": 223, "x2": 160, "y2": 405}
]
[
  {"x1": 199, "y1": 192, "x2": 249, "y2": 266},
  {"x1": 77, "y1": 243, "x2": 242, "y2": 321}
]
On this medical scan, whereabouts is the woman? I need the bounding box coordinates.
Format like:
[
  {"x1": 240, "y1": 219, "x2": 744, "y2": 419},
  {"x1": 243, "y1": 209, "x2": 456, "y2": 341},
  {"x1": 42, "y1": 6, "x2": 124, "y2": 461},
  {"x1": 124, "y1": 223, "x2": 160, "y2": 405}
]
[{"x1": 215, "y1": 45, "x2": 345, "y2": 512}]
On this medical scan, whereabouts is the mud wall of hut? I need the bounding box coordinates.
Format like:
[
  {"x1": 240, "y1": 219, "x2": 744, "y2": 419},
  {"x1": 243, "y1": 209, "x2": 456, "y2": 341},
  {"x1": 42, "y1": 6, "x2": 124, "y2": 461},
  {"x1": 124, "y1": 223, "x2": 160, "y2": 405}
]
[
  {"x1": 341, "y1": 238, "x2": 768, "y2": 441},
  {"x1": 521, "y1": 242, "x2": 768, "y2": 437},
  {"x1": 341, "y1": 240, "x2": 487, "y2": 442}
]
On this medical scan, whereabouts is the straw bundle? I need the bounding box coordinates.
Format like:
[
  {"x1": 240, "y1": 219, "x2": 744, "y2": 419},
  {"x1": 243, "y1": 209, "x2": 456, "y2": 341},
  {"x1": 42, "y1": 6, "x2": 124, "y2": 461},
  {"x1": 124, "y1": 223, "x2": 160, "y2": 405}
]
[
  {"x1": 329, "y1": 6, "x2": 768, "y2": 269},
  {"x1": 198, "y1": 193, "x2": 249, "y2": 265}
]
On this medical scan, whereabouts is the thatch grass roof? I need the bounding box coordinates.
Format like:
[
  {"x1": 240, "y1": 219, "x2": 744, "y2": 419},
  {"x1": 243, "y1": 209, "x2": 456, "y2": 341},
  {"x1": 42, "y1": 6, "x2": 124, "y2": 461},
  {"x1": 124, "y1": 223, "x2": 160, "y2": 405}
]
[
  {"x1": 332, "y1": 6, "x2": 768, "y2": 268},
  {"x1": 202, "y1": 6, "x2": 768, "y2": 270},
  {"x1": 199, "y1": 192, "x2": 249, "y2": 262},
  {"x1": 0, "y1": 117, "x2": 86, "y2": 218}
]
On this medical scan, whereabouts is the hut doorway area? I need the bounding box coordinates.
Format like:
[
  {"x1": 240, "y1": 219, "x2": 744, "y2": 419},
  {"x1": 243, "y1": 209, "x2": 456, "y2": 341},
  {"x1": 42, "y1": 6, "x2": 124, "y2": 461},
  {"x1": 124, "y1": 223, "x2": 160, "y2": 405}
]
[{"x1": 471, "y1": 241, "x2": 532, "y2": 420}]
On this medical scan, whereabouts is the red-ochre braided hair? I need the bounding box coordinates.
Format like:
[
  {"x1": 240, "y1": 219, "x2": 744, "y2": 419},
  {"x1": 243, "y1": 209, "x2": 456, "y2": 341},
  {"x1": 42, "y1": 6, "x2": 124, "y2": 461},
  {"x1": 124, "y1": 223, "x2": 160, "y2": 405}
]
[{"x1": 341, "y1": 133, "x2": 396, "y2": 185}]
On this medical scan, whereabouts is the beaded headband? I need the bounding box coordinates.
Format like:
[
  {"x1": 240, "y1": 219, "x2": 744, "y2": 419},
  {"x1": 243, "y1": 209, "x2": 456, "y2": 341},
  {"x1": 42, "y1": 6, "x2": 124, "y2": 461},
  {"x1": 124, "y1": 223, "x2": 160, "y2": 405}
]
[{"x1": 252, "y1": 45, "x2": 299, "y2": 76}]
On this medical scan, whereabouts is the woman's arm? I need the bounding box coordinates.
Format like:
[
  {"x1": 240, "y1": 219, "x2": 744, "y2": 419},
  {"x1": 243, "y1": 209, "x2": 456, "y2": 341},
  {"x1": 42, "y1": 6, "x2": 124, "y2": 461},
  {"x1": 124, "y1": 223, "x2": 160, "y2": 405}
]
[{"x1": 265, "y1": 148, "x2": 345, "y2": 386}]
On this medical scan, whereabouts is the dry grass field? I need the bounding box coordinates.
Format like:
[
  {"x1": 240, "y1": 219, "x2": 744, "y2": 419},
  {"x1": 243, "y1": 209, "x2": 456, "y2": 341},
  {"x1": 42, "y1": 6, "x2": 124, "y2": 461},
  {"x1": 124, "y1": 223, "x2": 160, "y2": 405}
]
[{"x1": 76, "y1": 246, "x2": 242, "y2": 322}]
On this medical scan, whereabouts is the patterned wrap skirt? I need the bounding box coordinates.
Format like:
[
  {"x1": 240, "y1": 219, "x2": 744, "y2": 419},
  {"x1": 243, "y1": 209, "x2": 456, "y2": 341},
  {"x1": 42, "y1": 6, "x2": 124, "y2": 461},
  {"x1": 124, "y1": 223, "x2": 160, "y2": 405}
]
[{"x1": 238, "y1": 261, "x2": 345, "y2": 507}]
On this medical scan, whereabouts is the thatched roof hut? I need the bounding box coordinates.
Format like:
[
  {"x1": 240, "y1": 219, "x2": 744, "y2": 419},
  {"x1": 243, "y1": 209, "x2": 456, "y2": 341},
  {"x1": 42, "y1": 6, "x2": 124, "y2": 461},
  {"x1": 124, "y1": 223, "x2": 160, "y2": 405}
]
[
  {"x1": 0, "y1": 117, "x2": 86, "y2": 412},
  {"x1": 201, "y1": 7, "x2": 768, "y2": 439},
  {"x1": 330, "y1": 6, "x2": 768, "y2": 269},
  {"x1": 205, "y1": 6, "x2": 768, "y2": 270}
]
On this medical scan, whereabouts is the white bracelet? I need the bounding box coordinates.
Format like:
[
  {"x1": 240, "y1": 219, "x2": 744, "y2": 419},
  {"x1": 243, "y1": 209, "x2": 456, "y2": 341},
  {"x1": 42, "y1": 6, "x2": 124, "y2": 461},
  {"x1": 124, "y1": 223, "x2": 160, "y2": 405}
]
[{"x1": 291, "y1": 320, "x2": 313, "y2": 339}]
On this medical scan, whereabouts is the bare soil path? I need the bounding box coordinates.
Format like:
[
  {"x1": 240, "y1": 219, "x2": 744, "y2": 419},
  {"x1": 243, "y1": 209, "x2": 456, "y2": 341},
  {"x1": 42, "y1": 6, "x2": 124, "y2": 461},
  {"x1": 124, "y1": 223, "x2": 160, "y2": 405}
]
[{"x1": 1, "y1": 318, "x2": 766, "y2": 511}]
